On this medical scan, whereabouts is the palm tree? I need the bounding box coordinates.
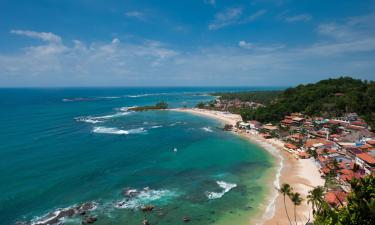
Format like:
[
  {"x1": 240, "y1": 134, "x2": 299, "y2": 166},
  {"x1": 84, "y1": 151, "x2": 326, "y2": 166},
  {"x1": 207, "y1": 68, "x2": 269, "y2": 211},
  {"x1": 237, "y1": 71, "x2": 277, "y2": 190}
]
[
  {"x1": 307, "y1": 186, "x2": 325, "y2": 215},
  {"x1": 290, "y1": 192, "x2": 303, "y2": 225},
  {"x1": 279, "y1": 183, "x2": 293, "y2": 225}
]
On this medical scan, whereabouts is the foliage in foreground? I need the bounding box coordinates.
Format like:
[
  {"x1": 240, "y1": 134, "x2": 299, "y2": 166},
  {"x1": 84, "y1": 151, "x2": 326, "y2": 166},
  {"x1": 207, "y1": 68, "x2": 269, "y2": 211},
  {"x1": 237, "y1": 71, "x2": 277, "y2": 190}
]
[{"x1": 314, "y1": 176, "x2": 375, "y2": 225}]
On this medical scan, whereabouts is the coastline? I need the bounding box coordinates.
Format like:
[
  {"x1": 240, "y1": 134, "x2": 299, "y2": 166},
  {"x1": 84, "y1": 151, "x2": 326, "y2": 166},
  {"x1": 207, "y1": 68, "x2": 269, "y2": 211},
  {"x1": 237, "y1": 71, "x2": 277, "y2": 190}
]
[{"x1": 170, "y1": 108, "x2": 324, "y2": 225}]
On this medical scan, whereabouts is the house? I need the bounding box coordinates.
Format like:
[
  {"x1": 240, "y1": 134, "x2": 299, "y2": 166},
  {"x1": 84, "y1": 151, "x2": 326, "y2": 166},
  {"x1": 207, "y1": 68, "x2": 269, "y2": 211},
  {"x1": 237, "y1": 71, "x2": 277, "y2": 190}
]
[
  {"x1": 325, "y1": 191, "x2": 347, "y2": 207},
  {"x1": 355, "y1": 153, "x2": 375, "y2": 175},
  {"x1": 249, "y1": 120, "x2": 262, "y2": 130},
  {"x1": 284, "y1": 143, "x2": 299, "y2": 153},
  {"x1": 298, "y1": 151, "x2": 310, "y2": 159}
]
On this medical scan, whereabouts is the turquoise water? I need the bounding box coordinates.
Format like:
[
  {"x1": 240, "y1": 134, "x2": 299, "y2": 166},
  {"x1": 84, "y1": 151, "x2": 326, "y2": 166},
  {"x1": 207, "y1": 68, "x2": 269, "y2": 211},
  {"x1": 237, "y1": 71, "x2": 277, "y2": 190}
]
[{"x1": 0, "y1": 87, "x2": 278, "y2": 225}]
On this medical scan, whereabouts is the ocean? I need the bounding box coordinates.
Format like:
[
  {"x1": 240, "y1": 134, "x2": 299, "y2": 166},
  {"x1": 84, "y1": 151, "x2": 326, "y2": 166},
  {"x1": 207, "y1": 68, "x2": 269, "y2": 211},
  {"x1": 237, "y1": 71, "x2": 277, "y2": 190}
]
[{"x1": 0, "y1": 87, "x2": 280, "y2": 225}]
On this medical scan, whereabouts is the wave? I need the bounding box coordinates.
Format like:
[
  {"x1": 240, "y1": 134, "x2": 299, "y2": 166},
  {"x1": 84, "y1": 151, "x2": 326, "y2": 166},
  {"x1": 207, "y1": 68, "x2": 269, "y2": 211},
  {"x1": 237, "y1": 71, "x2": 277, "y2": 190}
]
[
  {"x1": 115, "y1": 187, "x2": 177, "y2": 209},
  {"x1": 126, "y1": 93, "x2": 167, "y2": 98},
  {"x1": 30, "y1": 202, "x2": 97, "y2": 225},
  {"x1": 92, "y1": 112, "x2": 131, "y2": 119},
  {"x1": 75, "y1": 117, "x2": 103, "y2": 124},
  {"x1": 201, "y1": 126, "x2": 213, "y2": 132},
  {"x1": 93, "y1": 127, "x2": 146, "y2": 135},
  {"x1": 151, "y1": 125, "x2": 163, "y2": 129},
  {"x1": 118, "y1": 106, "x2": 137, "y2": 112},
  {"x1": 62, "y1": 97, "x2": 97, "y2": 102},
  {"x1": 206, "y1": 181, "x2": 237, "y2": 200},
  {"x1": 97, "y1": 96, "x2": 121, "y2": 99}
]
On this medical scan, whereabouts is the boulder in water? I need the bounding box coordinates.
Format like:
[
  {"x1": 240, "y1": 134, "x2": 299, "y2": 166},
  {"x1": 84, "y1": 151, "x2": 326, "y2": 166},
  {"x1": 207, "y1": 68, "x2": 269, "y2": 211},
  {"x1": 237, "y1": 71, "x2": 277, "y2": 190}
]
[
  {"x1": 183, "y1": 216, "x2": 191, "y2": 222},
  {"x1": 141, "y1": 205, "x2": 155, "y2": 212}
]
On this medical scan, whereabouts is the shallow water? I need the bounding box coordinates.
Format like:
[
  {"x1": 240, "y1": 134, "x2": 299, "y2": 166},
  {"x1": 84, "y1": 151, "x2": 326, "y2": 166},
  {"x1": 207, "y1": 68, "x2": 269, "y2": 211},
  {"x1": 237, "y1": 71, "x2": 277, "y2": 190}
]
[{"x1": 0, "y1": 87, "x2": 278, "y2": 225}]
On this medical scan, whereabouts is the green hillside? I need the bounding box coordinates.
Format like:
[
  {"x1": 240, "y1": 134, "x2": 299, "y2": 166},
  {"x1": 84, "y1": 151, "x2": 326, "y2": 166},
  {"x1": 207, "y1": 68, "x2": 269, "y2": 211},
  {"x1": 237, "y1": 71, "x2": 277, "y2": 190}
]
[{"x1": 237, "y1": 77, "x2": 375, "y2": 129}]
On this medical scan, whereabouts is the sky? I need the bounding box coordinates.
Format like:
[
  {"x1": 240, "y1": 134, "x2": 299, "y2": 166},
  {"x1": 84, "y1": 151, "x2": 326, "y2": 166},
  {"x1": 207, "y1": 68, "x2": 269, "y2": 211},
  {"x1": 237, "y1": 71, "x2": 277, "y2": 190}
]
[{"x1": 0, "y1": 0, "x2": 375, "y2": 87}]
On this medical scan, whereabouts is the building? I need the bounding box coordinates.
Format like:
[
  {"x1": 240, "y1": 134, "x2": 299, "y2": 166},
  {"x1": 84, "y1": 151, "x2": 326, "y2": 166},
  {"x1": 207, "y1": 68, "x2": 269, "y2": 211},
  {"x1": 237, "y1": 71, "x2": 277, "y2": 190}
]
[{"x1": 355, "y1": 153, "x2": 375, "y2": 175}]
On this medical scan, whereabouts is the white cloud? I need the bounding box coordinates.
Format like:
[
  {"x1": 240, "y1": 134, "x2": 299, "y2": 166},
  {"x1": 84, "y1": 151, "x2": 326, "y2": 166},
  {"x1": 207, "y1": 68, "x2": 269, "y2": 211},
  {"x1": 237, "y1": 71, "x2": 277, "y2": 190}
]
[
  {"x1": 285, "y1": 14, "x2": 312, "y2": 22},
  {"x1": 208, "y1": 8, "x2": 266, "y2": 30},
  {"x1": 208, "y1": 7, "x2": 243, "y2": 30},
  {"x1": 1, "y1": 13, "x2": 375, "y2": 87},
  {"x1": 239, "y1": 40, "x2": 285, "y2": 52},
  {"x1": 204, "y1": 0, "x2": 216, "y2": 6},
  {"x1": 125, "y1": 11, "x2": 145, "y2": 20},
  {"x1": 245, "y1": 9, "x2": 267, "y2": 22},
  {"x1": 238, "y1": 40, "x2": 254, "y2": 49},
  {"x1": 10, "y1": 30, "x2": 62, "y2": 43}
]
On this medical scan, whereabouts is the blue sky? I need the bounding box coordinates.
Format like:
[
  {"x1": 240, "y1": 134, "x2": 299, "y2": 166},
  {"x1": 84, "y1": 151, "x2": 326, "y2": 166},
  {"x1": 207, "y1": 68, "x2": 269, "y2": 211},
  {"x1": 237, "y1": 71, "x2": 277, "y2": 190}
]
[{"x1": 0, "y1": 0, "x2": 375, "y2": 86}]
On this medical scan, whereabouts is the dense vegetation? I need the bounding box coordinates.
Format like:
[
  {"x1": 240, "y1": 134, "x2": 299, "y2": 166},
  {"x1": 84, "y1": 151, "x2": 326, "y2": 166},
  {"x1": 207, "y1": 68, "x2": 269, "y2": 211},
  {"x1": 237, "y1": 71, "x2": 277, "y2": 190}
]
[
  {"x1": 131, "y1": 101, "x2": 168, "y2": 111},
  {"x1": 213, "y1": 91, "x2": 282, "y2": 105},
  {"x1": 234, "y1": 77, "x2": 375, "y2": 130},
  {"x1": 314, "y1": 176, "x2": 375, "y2": 225}
]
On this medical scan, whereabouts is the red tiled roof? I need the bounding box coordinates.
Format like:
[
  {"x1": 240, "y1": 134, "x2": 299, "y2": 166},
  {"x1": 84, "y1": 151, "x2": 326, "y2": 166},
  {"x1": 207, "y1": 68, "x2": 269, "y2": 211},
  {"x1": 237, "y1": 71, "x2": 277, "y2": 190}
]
[
  {"x1": 357, "y1": 153, "x2": 375, "y2": 165},
  {"x1": 285, "y1": 143, "x2": 298, "y2": 150},
  {"x1": 347, "y1": 125, "x2": 365, "y2": 131},
  {"x1": 325, "y1": 191, "x2": 347, "y2": 206},
  {"x1": 352, "y1": 121, "x2": 366, "y2": 126},
  {"x1": 321, "y1": 167, "x2": 331, "y2": 174},
  {"x1": 367, "y1": 140, "x2": 375, "y2": 146},
  {"x1": 298, "y1": 152, "x2": 310, "y2": 158}
]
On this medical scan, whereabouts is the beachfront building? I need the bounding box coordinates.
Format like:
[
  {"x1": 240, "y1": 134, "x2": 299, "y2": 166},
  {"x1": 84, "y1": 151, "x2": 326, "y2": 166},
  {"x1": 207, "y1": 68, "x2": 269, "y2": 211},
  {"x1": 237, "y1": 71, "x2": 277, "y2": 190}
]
[{"x1": 355, "y1": 153, "x2": 375, "y2": 175}]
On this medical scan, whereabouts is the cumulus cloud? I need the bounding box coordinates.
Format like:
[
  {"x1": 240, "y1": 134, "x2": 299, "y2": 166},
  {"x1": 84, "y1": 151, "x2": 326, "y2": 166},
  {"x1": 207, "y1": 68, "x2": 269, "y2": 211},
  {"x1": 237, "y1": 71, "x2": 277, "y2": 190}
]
[
  {"x1": 204, "y1": 0, "x2": 216, "y2": 6},
  {"x1": 1, "y1": 13, "x2": 375, "y2": 87},
  {"x1": 125, "y1": 11, "x2": 145, "y2": 20},
  {"x1": 208, "y1": 7, "x2": 243, "y2": 30},
  {"x1": 208, "y1": 8, "x2": 266, "y2": 30},
  {"x1": 11, "y1": 29, "x2": 62, "y2": 43},
  {"x1": 285, "y1": 13, "x2": 312, "y2": 22}
]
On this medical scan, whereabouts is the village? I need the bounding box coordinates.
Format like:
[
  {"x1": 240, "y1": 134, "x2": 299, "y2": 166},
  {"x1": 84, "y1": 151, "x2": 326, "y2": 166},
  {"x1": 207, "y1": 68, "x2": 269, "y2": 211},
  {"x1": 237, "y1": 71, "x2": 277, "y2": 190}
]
[{"x1": 235, "y1": 111, "x2": 375, "y2": 207}]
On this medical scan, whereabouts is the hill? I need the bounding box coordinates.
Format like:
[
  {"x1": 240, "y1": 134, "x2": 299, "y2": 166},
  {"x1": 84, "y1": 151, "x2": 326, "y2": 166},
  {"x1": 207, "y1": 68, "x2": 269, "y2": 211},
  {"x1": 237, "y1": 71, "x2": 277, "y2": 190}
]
[{"x1": 236, "y1": 77, "x2": 375, "y2": 129}]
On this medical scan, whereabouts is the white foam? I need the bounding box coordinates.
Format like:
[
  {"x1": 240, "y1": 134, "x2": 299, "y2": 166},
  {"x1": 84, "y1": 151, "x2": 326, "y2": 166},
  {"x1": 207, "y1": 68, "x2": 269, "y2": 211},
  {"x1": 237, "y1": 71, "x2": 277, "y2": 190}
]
[
  {"x1": 97, "y1": 96, "x2": 121, "y2": 99},
  {"x1": 115, "y1": 187, "x2": 177, "y2": 209},
  {"x1": 206, "y1": 181, "x2": 237, "y2": 200},
  {"x1": 92, "y1": 127, "x2": 146, "y2": 135},
  {"x1": 119, "y1": 106, "x2": 138, "y2": 112},
  {"x1": 126, "y1": 93, "x2": 167, "y2": 98},
  {"x1": 201, "y1": 127, "x2": 213, "y2": 132},
  {"x1": 92, "y1": 112, "x2": 131, "y2": 119},
  {"x1": 151, "y1": 125, "x2": 163, "y2": 129},
  {"x1": 75, "y1": 117, "x2": 103, "y2": 124}
]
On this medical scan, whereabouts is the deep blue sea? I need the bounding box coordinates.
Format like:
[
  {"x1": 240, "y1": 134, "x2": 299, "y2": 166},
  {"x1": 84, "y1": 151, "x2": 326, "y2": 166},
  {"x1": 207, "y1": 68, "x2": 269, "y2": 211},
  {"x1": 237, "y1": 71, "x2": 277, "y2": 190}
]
[{"x1": 0, "y1": 87, "x2": 281, "y2": 225}]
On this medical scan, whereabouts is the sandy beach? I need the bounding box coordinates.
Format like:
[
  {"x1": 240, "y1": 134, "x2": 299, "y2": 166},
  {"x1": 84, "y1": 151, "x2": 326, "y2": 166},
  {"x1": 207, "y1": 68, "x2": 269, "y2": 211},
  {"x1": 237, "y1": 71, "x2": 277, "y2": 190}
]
[{"x1": 171, "y1": 108, "x2": 325, "y2": 225}]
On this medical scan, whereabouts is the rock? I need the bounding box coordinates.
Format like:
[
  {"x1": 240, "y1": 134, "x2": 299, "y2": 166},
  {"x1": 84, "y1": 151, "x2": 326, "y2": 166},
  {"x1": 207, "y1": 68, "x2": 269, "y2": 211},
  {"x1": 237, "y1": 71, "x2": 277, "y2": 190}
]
[
  {"x1": 141, "y1": 205, "x2": 155, "y2": 212},
  {"x1": 82, "y1": 215, "x2": 97, "y2": 224},
  {"x1": 142, "y1": 219, "x2": 150, "y2": 225}
]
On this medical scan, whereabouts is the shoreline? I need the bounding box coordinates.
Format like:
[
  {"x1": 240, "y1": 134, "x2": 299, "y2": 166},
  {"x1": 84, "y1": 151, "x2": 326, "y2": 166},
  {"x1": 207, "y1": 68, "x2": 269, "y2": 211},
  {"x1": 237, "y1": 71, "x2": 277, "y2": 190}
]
[{"x1": 170, "y1": 108, "x2": 324, "y2": 225}]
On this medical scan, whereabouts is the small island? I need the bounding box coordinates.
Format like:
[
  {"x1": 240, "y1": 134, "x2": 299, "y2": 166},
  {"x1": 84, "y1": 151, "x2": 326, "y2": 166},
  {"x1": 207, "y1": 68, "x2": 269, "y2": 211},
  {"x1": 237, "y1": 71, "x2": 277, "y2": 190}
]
[{"x1": 130, "y1": 101, "x2": 169, "y2": 111}]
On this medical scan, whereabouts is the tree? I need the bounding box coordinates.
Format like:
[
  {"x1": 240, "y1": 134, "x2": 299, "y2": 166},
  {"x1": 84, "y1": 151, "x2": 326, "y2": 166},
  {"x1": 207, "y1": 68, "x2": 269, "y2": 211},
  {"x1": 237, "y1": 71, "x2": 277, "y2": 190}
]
[
  {"x1": 290, "y1": 192, "x2": 303, "y2": 225},
  {"x1": 155, "y1": 101, "x2": 168, "y2": 109},
  {"x1": 279, "y1": 183, "x2": 293, "y2": 225},
  {"x1": 196, "y1": 102, "x2": 205, "y2": 109},
  {"x1": 315, "y1": 176, "x2": 375, "y2": 225},
  {"x1": 307, "y1": 186, "x2": 324, "y2": 215}
]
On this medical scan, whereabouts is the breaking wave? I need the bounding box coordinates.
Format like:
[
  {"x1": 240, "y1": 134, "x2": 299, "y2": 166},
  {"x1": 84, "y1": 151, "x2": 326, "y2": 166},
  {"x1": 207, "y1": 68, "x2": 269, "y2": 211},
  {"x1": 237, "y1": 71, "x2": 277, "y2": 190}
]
[
  {"x1": 126, "y1": 93, "x2": 167, "y2": 98},
  {"x1": 201, "y1": 126, "x2": 213, "y2": 132},
  {"x1": 92, "y1": 127, "x2": 146, "y2": 135},
  {"x1": 75, "y1": 117, "x2": 103, "y2": 124},
  {"x1": 115, "y1": 187, "x2": 178, "y2": 209},
  {"x1": 206, "y1": 181, "x2": 237, "y2": 200}
]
